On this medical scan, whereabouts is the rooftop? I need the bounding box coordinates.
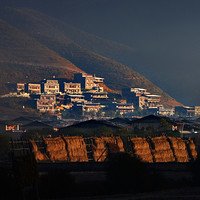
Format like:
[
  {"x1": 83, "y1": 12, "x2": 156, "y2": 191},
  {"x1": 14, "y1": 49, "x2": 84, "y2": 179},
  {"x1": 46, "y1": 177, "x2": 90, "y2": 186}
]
[{"x1": 146, "y1": 94, "x2": 161, "y2": 97}]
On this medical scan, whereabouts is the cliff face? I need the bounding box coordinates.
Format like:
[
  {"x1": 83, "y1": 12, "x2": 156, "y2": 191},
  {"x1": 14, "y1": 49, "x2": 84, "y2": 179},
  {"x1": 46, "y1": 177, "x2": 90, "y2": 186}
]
[{"x1": 0, "y1": 7, "x2": 182, "y2": 108}]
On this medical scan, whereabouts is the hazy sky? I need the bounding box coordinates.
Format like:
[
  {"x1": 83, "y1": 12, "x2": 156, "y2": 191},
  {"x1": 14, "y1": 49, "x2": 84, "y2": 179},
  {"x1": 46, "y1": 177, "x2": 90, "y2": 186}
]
[{"x1": 1, "y1": 0, "x2": 200, "y2": 105}]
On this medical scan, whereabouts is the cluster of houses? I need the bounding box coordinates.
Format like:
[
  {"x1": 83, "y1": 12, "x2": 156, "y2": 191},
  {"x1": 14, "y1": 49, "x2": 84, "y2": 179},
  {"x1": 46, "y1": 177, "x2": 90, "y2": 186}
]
[
  {"x1": 17, "y1": 73, "x2": 136, "y2": 117},
  {"x1": 122, "y1": 88, "x2": 200, "y2": 118},
  {"x1": 122, "y1": 87, "x2": 173, "y2": 116},
  {"x1": 17, "y1": 73, "x2": 107, "y2": 115},
  {"x1": 16, "y1": 73, "x2": 200, "y2": 118},
  {"x1": 2, "y1": 114, "x2": 200, "y2": 140},
  {"x1": 122, "y1": 87, "x2": 162, "y2": 110},
  {"x1": 175, "y1": 106, "x2": 200, "y2": 117}
]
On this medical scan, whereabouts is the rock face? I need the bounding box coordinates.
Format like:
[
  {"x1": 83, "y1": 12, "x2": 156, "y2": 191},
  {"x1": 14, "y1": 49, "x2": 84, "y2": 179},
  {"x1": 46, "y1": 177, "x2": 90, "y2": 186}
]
[{"x1": 29, "y1": 136, "x2": 197, "y2": 163}]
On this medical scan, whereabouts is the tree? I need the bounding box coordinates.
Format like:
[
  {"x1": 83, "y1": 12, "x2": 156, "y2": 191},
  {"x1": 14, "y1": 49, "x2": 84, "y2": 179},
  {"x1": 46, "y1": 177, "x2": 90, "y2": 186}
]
[
  {"x1": 0, "y1": 134, "x2": 10, "y2": 159},
  {"x1": 160, "y1": 118, "x2": 171, "y2": 131},
  {"x1": 107, "y1": 152, "x2": 151, "y2": 193}
]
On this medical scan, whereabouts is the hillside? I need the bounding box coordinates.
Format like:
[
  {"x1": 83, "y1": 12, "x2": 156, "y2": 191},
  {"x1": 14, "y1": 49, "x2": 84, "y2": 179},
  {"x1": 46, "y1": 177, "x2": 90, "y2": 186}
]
[
  {"x1": 0, "y1": 19, "x2": 82, "y2": 94},
  {"x1": 4, "y1": 7, "x2": 137, "y2": 63},
  {"x1": 0, "y1": 7, "x2": 182, "y2": 107}
]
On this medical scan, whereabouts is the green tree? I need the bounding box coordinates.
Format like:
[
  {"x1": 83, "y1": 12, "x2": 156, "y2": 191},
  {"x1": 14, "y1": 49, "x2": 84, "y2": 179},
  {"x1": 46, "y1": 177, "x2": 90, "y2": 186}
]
[{"x1": 160, "y1": 118, "x2": 171, "y2": 131}]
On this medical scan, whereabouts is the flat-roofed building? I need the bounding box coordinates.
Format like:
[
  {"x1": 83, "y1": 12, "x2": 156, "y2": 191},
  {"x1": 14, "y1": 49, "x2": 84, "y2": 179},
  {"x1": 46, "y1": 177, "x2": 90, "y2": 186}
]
[
  {"x1": 84, "y1": 92, "x2": 108, "y2": 103},
  {"x1": 72, "y1": 102, "x2": 102, "y2": 116},
  {"x1": 74, "y1": 73, "x2": 95, "y2": 89},
  {"x1": 90, "y1": 86, "x2": 104, "y2": 93},
  {"x1": 17, "y1": 83, "x2": 25, "y2": 93},
  {"x1": 195, "y1": 106, "x2": 200, "y2": 117},
  {"x1": 158, "y1": 107, "x2": 175, "y2": 116},
  {"x1": 26, "y1": 83, "x2": 41, "y2": 94},
  {"x1": 146, "y1": 94, "x2": 161, "y2": 108},
  {"x1": 74, "y1": 73, "x2": 104, "y2": 90},
  {"x1": 130, "y1": 88, "x2": 148, "y2": 95},
  {"x1": 116, "y1": 103, "x2": 134, "y2": 115},
  {"x1": 65, "y1": 94, "x2": 86, "y2": 103},
  {"x1": 138, "y1": 95, "x2": 148, "y2": 109},
  {"x1": 122, "y1": 87, "x2": 162, "y2": 110},
  {"x1": 42, "y1": 80, "x2": 59, "y2": 94},
  {"x1": 64, "y1": 82, "x2": 81, "y2": 94},
  {"x1": 175, "y1": 106, "x2": 195, "y2": 117},
  {"x1": 83, "y1": 102, "x2": 102, "y2": 113},
  {"x1": 122, "y1": 88, "x2": 147, "y2": 105},
  {"x1": 37, "y1": 94, "x2": 56, "y2": 113},
  {"x1": 93, "y1": 76, "x2": 104, "y2": 84}
]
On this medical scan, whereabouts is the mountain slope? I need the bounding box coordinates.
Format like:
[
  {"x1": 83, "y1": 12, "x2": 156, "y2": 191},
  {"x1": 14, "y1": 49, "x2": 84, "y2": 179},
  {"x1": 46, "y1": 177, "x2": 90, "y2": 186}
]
[
  {"x1": 0, "y1": 8, "x2": 182, "y2": 107},
  {"x1": 11, "y1": 7, "x2": 137, "y2": 63},
  {"x1": 9, "y1": 7, "x2": 147, "y2": 79},
  {"x1": 0, "y1": 19, "x2": 83, "y2": 93}
]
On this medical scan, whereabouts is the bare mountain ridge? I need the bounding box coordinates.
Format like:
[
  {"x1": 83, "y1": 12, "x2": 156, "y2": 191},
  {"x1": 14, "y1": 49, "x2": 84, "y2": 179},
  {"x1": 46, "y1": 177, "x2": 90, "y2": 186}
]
[{"x1": 0, "y1": 7, "x2": 182, "y2": 107}]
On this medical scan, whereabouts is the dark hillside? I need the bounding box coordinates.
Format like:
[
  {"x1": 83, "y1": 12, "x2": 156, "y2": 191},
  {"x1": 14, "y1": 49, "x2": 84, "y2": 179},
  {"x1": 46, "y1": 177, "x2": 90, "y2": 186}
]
[
  {"x1": 0, "y1": 8, "x2": 182, "y2": 107},
  {"x1": 0, "y1": 19, "x2": 79, "y2": 70},
  {"x1": 6, "y1": 7, "x2": 137, "y2": 63},
  {"x1": 0, "y1": 19, "x2": 82, "y2": 94}
]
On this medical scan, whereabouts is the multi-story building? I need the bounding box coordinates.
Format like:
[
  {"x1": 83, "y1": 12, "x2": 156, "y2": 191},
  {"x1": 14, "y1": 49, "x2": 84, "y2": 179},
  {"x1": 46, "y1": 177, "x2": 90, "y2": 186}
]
[
  {"x1": 130, "y1": 88, "x2": 148, "y2": 95},
  {"x1": 146, "y1": 95, "x2": 162, "y2": 108},
  {"x1": 74, "y1": 73, "x2": 95, "y2": 89},
  {"x1": 175, "y1": 106, "x2": 195, "y2": 117},
  {"x1": 37, "y1": 94, "x2": 56, "y2": 113},
  {"x1": 158, "y1": 107, "x2": 175, "y2": 116},
  {"x1": 26, "y1": 83, "x2": 41, "y2": 94},
  {"x1": 65, "y1": 94, "x2": 86, "y2": 103},
  {"x1": 72, "y1": 102, "x2": 102, "y2": 115},
  {"x1": 83, "y1": 102, "x2": 102, "y2": 114},
  {"x1": 17, "y1": 83, "x2": 25, "y2": 93},
  {"x1": 93, "y1": 76, "x2": 104, "y2": 85},
  {"x1": 74, "y1": 73, "x2": 104, "y2": 90},
  {"x1": 115, "y1": 103, "x2": 134, "y2": 115},
  {"x1": 90, "y1": 86, "x2": 104, "y2": 93},
  {"x1": 42, "y1": 80, "x2": 59, "y2": 94},
  {"x1": 64, "y1": 82, "x2": 81, "y2": 94},
  {"x1": 122, "y1": 88, "x2": 147, "y2": 106},
  {"x1": 122, "y1": 87, "x2": 161, "y2": 110},
  {"x1": 84, "y1": 92, "x2": 108, "y2": 103},
  {"x1": 195, "y1": 106, "x2": 200, "y2": 117}
]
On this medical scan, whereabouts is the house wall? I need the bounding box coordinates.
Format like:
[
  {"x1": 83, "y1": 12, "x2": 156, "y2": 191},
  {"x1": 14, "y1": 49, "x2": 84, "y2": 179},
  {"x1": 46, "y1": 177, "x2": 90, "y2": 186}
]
[
  {"x1": 26, "y1": 83, "x2": 41, "y2": 94},
  {"x1": 43, "y1": 80, "x2": 59, "y2": 94},
  {"x1": 64, "y1": 82, "x2": 81, "y2": 94}
]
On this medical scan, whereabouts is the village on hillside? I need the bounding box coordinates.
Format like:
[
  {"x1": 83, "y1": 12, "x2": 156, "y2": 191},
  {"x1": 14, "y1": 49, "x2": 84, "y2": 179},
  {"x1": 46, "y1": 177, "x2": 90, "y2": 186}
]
[
  {"x1": 0, "y1": 72, "x2": 199, "y2": 139},
  {"x1": 1, "y1": 72, "x2": 200, "y2": 200},
  {"x1": 14, "y1": 72, "x2": 200, "y2": 119}
]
